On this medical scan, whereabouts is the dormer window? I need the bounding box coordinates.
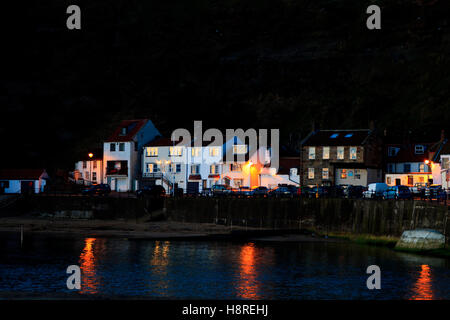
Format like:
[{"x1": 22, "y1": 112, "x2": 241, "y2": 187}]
[
  {"x1": 388, "y1": 147, "x2": 400, "y2": 157},
  {"x1": 120, "y1": 127, "x2": 127, "y2": 136},
  {"x1": 415, "y1": 145, "x2": 424, "y2": 154}
]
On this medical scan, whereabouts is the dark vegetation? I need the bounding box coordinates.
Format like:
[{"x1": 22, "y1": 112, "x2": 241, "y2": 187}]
[{"x1": 1, "y1": 0, "x2": 450, "y2": 170}]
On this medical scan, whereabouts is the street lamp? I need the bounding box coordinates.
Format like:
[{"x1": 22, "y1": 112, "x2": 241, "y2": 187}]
[{"x1": 88, "y1": 153, "x2": 93, "y2": 185}]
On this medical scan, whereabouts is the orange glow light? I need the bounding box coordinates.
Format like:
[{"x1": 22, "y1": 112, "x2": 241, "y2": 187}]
[
  {"x1": 236, "y1": 243, "x2": 259, "y2": 299},
  {"x1": 410, "y1": 264, "x2": 433, "y2": 300},
  {"x1": 79, "y1": 238, "x2": 98, "y2": 294}
]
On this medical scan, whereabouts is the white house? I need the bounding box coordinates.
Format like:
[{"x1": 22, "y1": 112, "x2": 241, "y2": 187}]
[
  {"x1": 103, "y1": 119, "x2": 160, "y2": 192},
  {"x1": 73, "y1": 152, "x2": 103, "y2": 185},
  {"x1": 0, "y1": 169, "x2": 49, "y2": 194}
]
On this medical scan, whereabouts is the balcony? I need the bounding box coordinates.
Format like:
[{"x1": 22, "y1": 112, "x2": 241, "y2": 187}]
[
  {"x1": 106, "y1": 161, "x2": 128, "y2": 176},
  {"x1": 142, "y1": 172, "x2": 163, "y2": 179}
]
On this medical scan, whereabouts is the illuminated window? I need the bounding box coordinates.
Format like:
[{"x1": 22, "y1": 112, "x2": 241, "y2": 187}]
[
  {"x1": 191, "y1": 147, "x2": 200, "y2": 157},
  {"x1": 308, "y1": 168, "x2": 314, "y2": 179},
  {"x1": 337, "y1": 147, "x2": 345, "y2": 160},
  {"x1": 330, "y1": 133, "x2": 339, "y2": 138},
  {"x1": 146, "y1": 147, "x2": 158, "y2": 157},
  {"x1": 350, "y1": 147, "x2": 357, "y2": 160},
  {"x1": 419, "y1": 176, "x2": 424, "y2": 182},
  {"x1": 323, "y1": 147, "x2": 330, "y2": 159},
  {"x1": 169, "y1": 147, "x2": 182, "y2": 157},
  {"x1": 233, "y1": 145, "x2": 247, "y2": 154},
  {"x1": 0, "y1": 181, "x2": 10, "y2": 188},
  {"x1": 322, "y1": 168, "x2": 329, "y2": 179},
  {"x1": 419, "y1": 164, "x2": 425, "y2": 172},
  {"x1": 387, "y1": 177, "x2": 392, "y2": 184},
  {"x1": 442, "y1": 158, "x2": 450, "y2": 169},
  {"x1": 210, "y1": 147, "x2": 220, "y2": 156},
  {"x1": 146, "y1": 163, "x2": 158, "y2": 173},
  {"x1": 210, "y1": 165, "x2": 219, "y2": 174},
  {"x1": 308, "y1": 147, "x2": 315, "y2": 160},
  {"x1": 230, "y1": 163, "x2": 242, "y2": 171},
  {"x1": 340, "y1": 169, "x2": 347, "y2": 179}
]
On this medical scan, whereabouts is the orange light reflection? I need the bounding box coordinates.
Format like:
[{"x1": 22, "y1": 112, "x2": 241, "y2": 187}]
[
  {"x1": 410, "y1": 265, "x2": 433, "y2": 300},
  {"x1": 79, "y1": 238, "x2": 98, "y2": 294},
  {"x1": 236, "y1": 243, "x2": 260, "y2": 299}
]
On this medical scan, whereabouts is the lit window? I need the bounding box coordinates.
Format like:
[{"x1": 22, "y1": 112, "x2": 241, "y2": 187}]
[
  {"x1": 210, "y1": 147, "x2": 220, "y2": 156},
  {"x1": 308, "y1": 168, "x2": 314, "y2": 179},
  {"x1": 233, "y1": 145, "x2": 247, "y2": 154},
  {"x1": 350, "y1": 147, "x2": 357, "y2": 160},
  {"x1": 308, "y1": 147, "x2": 315, "y2": 160},
  {"x1": 191, "y1": 147, "x2": 200, "y2": 157},
  {"x1": 337, "y1": 147, "x2": 345, "y2": 160},
  {"x1": 323, "y1": 147, "x2": 330, "y2": 159},
  {"x1": 210, "y1": 165, "x2": 219, "y2": 174},
  {"x1": 322, "y1": 168, "x2": 329, "y2": 179},
  {"x1": 146, "y1": 163, "x2": 158, "y2": 173},
  {"x1": 419, "y1": 164, "x2": 425, "y2": 172},
  {"x1": 387, "y1": 177, "x2": 392, "y2": 184},
  {"x1": 146, "y1": 147, "x2": 158, "y2": 157},
  {"x1": 330, "y1": 133, "x2": 339, "y2": 138},
  {"x1": 344, "y1": 133, "x2": 353, "y2": 138},
  {"x1": 340, "y1": 169, "x2": 347, "y2": 179},
  {"x1": 230, "y1": 163, "x2": 242, "y2": 171},
  {"x1": 169, "y1": 147, "x2": 182, "y2": 157}
]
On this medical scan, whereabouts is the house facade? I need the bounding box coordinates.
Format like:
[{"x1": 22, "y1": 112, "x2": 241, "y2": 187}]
[
  {"x1": 103, "y1": 119, "x2": 160, "y2": 192},
  {"x1": 0, "y1": 169, "x2": 49, "y2": 194},
  {"x1": 73, "y1": 152, "x2": 103, "y2": 185},
  {"x1": 300, "y1": 129, "x2": 383, "y2": 187}
]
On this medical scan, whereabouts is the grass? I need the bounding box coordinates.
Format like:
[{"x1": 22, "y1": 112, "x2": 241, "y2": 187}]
[{"x1": 321, "y1": 232, "x2": 399, "y2": 248}]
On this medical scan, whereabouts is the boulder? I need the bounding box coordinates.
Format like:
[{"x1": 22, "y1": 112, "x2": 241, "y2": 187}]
[{"x1": 395, "y1": 229, "x2": 445, "y2": 251}]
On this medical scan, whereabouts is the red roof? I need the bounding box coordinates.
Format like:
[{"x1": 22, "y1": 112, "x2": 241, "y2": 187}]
[
  {"x1": 0, "y1": 169, "x2": 47, "y2": 180},
  {"x1": 386, "y1": 143, "x2": 433, "y2": 163},
  {"x1": 105, "y1": 119, "x2": 148, "y2": 142}
]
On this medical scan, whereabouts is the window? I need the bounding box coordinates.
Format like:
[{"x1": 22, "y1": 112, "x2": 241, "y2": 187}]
[
  {"x1": 330, "y1": 133, "x2": 339, "y2": 138},
  {"x1": 308, "y1": 147, "x2": 315, "y2": 160},
  {"x1": 350, "y1": 147, "x2": 357, "y2": 160},
  {"x1": 344, "y1": 133, "x2": 353, "y2": 138},
  {"x1": 419, "y1": 164, "x2": 425, "y2": 172},
  {"x1": 110, "y1": 143, "x2": 116, "y2": 152},
  {"x1": 146, "y1": 147, "x2": 158, "y2": 157},
  {"x1": 403, "y1": 164, "x2": 411, "y2": 173},
  {"x1": 210, "y1": 165, "x2": 219, "y2": 174},
  {"x1": 233, "y1": 145, "x2": 247, "y2": 154},
  {"x1": 415, "y1": 145, "x2": 424, "y2": 154},
  {"x1": 191, "y1": 165, "x2": 200, "y2": 174},
  {"x1": 419, "y1": 176, "x2": 424, "y2": 183},
  {"x1": 191, "y1": 147, "x2": 200, "y2": 157},
  {"x1": 408, "y1": 176, "x2": 414, "y2": 186},
  {"x1": 176, "y1": 164, "x2": 181, "y2": 173},
  {"x1": 85, "y1": 172, "x2": 90, "y2": 180},
  {"x1": 388, "y1": 147, "x2": 399, "y2": 157},
  {"x1": 323, "y1": 147, "x2": 330, "y2": 160},
  {"x1": 337, "y1": 147, "x2": 344, "y2": 160},
  {"x1": 442, "y1": 158, "x2": 450, "y2": 169},
  {"x1": 355, "y1": 169, "x2": 361, "y2": 180},
  {"x1": 210, "y1": 147, "x2": 220, "y2": 157},
  {"x1": 169, "y1": 147, "x2": 182, "y2": 157},
  {"x1": 92, "y1": 172, "x2": 97, "y2": 181},
  {"x1": 146, "y1": 163, "x2": 158, "y2": 173},
  {"x1": 340, "y1": 169, "x2": 347, "y2": 179},
  {"x1": 308, "y1": 168, "x2": 314, "y2": 179},
  {"x1": 0, "y1": 181, "x2": 10, "y2": 188},
  {"x1": 119, "y1": 143, "x2": 125, "y2": 152},
  {"x1": 82, "y1": 161, "x2": 87, "y2": 169},
  {"x1": 388, "y1": 163, "x2": 394, "y2": 173},
  {"x1": 387, "y1": 177, "x2": 392, "y2": 185},
  {"x1": 120, "y1": 127, "x2": 127, "y2": 136},
  {"x1": 322, "y1": 168, "x2": 329, "y2": 179},
  {"x1": 230, "y1": 163, "x2": 242, "y2": 171},
  {"x1": 93, "y1": 161, "x2": 97, "y2": 169}
]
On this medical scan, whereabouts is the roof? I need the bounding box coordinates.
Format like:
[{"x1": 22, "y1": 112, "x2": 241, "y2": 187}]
[
  {"x1": 385, "y1": 143, "x2": 433, "y2": 163},
  {"x1": 105, "y1": 119, "x2": 148, "y2": 142},
  {"x1": 0, "y1": 169, "x2": 48, "y2": 180},
  {"x1": 144, "y1": 136, "x2": 182, "y2": 147},
  {"x1": 278, "y1": 157, "x2": 299, "y2": 175},
  {"x1": 301, "y1": 130, "x2": 372, "y2": 146}
]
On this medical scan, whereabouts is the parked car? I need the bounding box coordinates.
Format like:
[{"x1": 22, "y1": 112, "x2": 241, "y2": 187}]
[
  {"x1": 410, "y1": 182, "x2": 427, "y2": 196},
  {"x1": 269, "y1": 186, "x2": 292, "y2": 198},
  {"x1": 382, "y1": 185, "x2": 412, "y2": 200},
  {"x1": 425, "y1": 185, "x2": 447, "y2": 200},
  {"x1": 211, "y1": 184, "x2": 232, "y2": 196},
  {"x1": 308, "y1": 186, "x2": 331, "y2": 198},
  {"x1": 82, "y1": 184, "x2": 111, "y2": 196},
  {"x1": 235, "y1": 186, "x2": 252, "y2": 197},
  {"x1": 345, "y1": 185, "x2": 367, "y2": 199},
  {"x1": 363, "y1": 183, "x2": 389, "y2": 199},
  {"x1": 300, "y1": 186, "x2": 314, "y2": 198},
  {"x1": 201, "y1": 188, "x2": 213, "y2": 197},
  {"x1": 136, "y1": 185, "x2": 166, "y2": 197},
  {"x1": 252, "y1": 186, "x2": 269, "y2": 198}
]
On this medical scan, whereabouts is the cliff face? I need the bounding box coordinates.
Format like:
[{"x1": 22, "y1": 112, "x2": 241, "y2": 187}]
[{"x1": 1, "y1": 0, "x2": 450, "y2": 168}]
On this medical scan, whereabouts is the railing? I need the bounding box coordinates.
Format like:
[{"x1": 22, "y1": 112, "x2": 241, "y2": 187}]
[
  {"x1": 142, "y1": 172, "x2": 163, "y2": 178},
  {"x1": 106, "y1": 167, "x2": 128, "y2": 176}
]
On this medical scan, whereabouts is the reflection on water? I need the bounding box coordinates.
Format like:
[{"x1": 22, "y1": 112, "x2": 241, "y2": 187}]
[
  {"x1": 79, "y1": 238, "x2": 98, "y2": 294},
  {"x1": 236, "y1": 243, "x2": 260, "y2": 299},
  {"x1": 410, "y1": 265, "x2": 433, "y2": 300},
  {"x1": 150, "y1": 241, "x2": 170, "y2": 297},
  {"x1": 1, "y1": 235, "x2": 450, "y2": 299}
]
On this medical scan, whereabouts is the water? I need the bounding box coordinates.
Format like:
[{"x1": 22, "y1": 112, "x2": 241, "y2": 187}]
[{"x1": 0, "y1": 233, "x2": 449, "y2": 299}]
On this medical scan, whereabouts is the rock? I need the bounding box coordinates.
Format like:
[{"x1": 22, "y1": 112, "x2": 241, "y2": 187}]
[{"x1": 395, "y1": 229, "x2": 446, "y2": 251}]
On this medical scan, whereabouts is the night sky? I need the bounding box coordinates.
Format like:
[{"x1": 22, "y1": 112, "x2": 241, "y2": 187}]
[{"x1": 1, "y1": 0, "x2": 450, "y2": 170}]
